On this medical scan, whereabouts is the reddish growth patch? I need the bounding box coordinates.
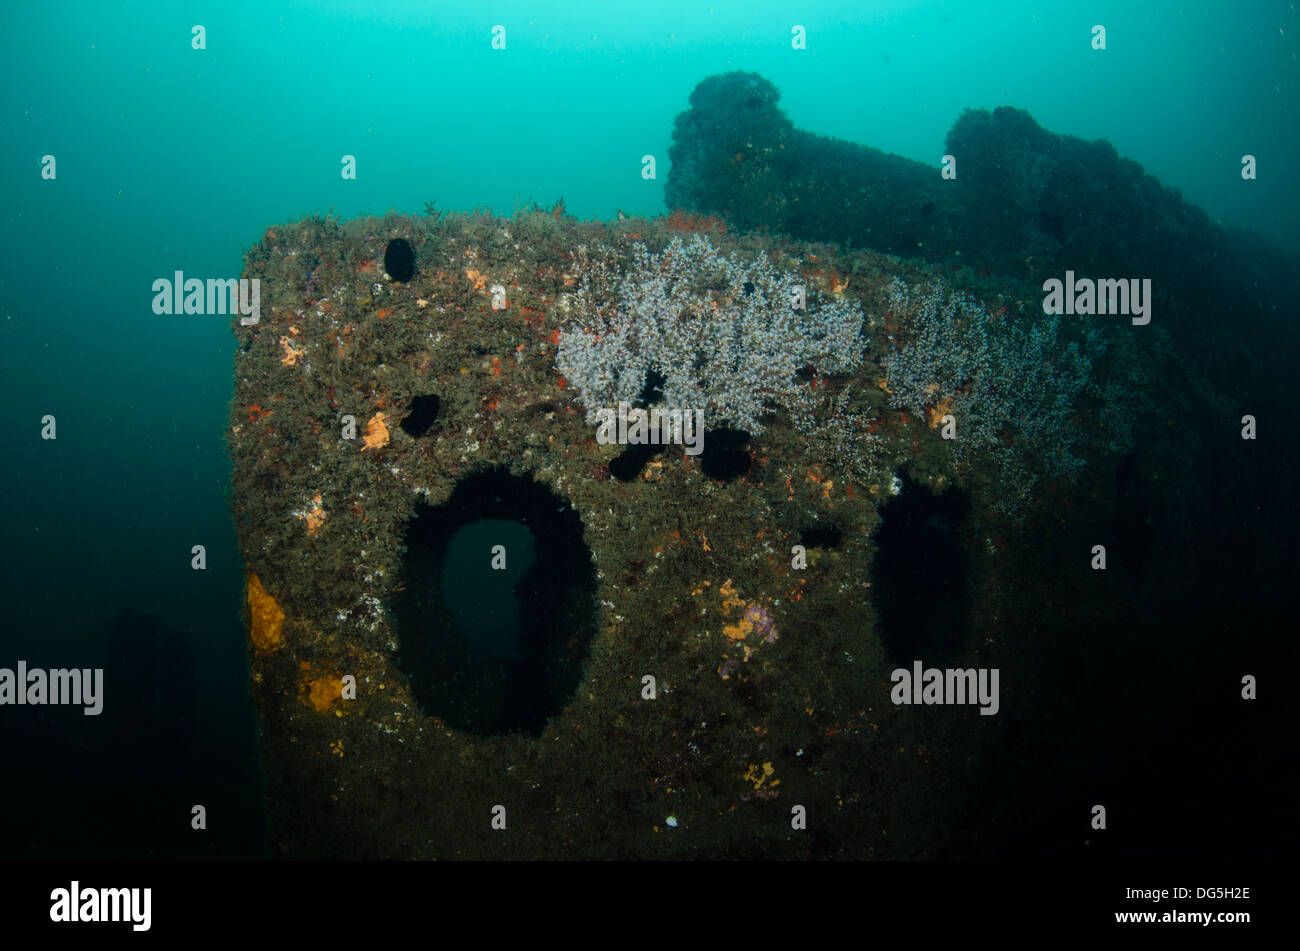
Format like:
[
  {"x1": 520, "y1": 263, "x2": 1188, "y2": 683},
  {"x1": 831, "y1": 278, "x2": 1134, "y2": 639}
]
[{"x1": 665, "y1": 210, "x2": 728, "y2": 234}]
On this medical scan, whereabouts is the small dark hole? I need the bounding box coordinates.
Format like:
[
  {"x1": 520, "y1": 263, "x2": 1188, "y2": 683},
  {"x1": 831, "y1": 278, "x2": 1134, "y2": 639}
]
[
  {"x1": 609, "y1": 444, "x2": 661, "y2": 482},
  {"x1": 800, "y1": 527, "x2": 842, "y2": 549},
  {"x1": 699, "y1": 428, "x2": 751, "y2": 481},
  {"x1": 636, "y1": 369, "x2": 667, "y2": 407},
  {"x1": 384, "y1": 238, "x2": 416, "y2": 282},
  {"x1": 400, "y1": 394, "x2": 441, "y2": 438}
]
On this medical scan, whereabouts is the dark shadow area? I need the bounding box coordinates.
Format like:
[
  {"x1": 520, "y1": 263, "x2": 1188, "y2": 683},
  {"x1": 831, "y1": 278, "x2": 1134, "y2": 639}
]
[
  {"x1": 392, "y1": 468, "x2": 599, "y2": 736},
  {"x1": 799, "y1": 526, "x2": 842, "y2": 549},
  {"x1": 1110, "y1": 453, "x2": 1155, "y2": 580},
  {"x1": 0, "y1": 609, "x2": 266, "y2": 859},
  {"x1": 870, "y1": 475, "x2": 971, "y2": 664}
]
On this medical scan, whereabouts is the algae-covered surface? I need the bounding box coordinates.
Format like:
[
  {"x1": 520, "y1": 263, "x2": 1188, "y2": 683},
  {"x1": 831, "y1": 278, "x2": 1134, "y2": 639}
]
[{"x1": 229, "y1": 207, "x2": 1262, "y2": 859}]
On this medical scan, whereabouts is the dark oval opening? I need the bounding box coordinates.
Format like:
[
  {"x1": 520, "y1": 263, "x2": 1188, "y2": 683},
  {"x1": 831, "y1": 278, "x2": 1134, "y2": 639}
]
[
  {"x1": 392, "y1": 469, "x2": 598, "y2": 736},
  {"x1": 400, "y1": 394, "x2": 441, "y2": 438},
  {"x1": 384, "y1": 238, "x2": 416, "y2": 282},
  {"x1": 870, "y1": 475, "x2": 970, "y2": 664},
  {"x1": 699, "y1": 428, "x2": 751, "y2": 481}
]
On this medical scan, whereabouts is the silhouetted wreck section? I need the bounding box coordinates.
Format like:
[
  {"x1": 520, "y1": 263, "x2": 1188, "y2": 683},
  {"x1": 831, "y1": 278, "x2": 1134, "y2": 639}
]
[
  {"x1": 665, "y1": 72, "x2": 955, "y2": 260},
  {"x1": 666, "y1": 71, "x2": 1298, "y2": 326}
]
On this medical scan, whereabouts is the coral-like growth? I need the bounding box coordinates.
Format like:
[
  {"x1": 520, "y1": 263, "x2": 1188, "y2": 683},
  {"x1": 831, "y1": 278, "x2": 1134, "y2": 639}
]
[
  {"x1": 880, "y1": 279, "x2": 1099, "y2": 512},
  {"x1": 557, "y1": 234, "x2": 865, "y2": 434}
]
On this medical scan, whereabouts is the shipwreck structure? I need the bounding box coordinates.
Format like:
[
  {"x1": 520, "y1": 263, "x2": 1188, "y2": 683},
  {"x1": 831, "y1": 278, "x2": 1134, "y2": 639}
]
[{"x1": 230, "y1": 74, "x2": 1293, "y2": 859}]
